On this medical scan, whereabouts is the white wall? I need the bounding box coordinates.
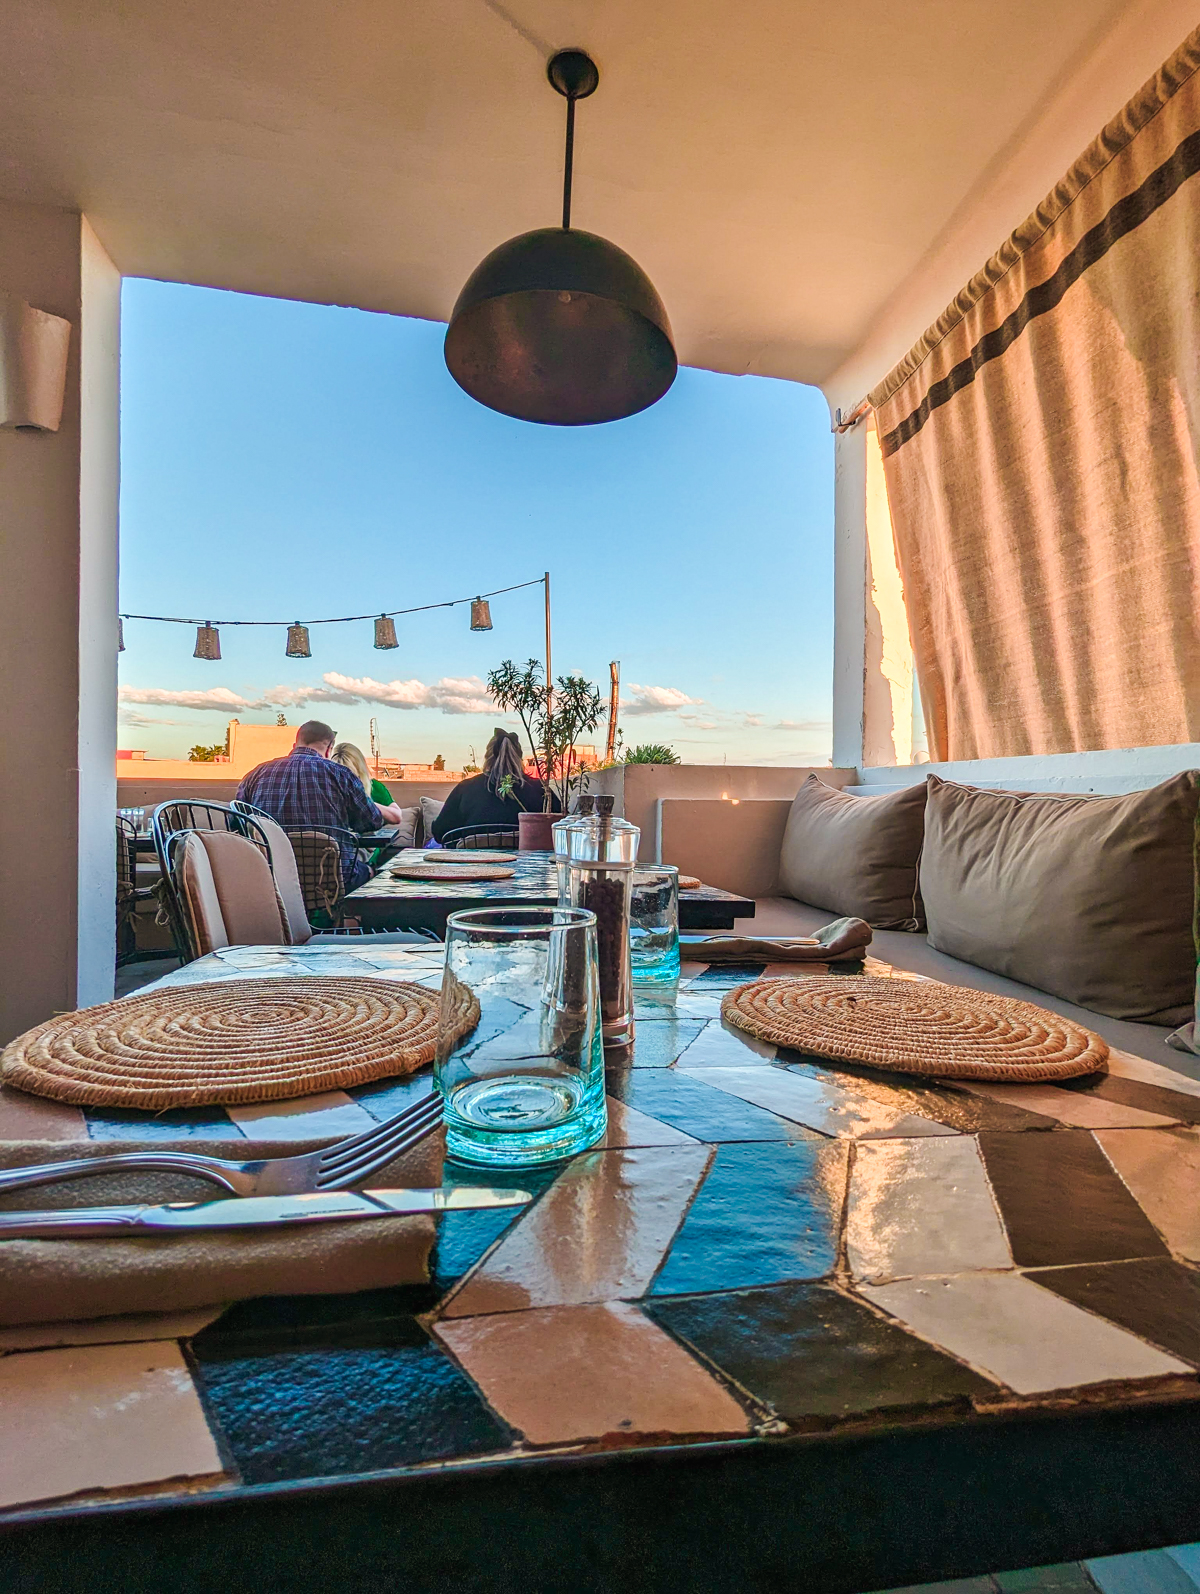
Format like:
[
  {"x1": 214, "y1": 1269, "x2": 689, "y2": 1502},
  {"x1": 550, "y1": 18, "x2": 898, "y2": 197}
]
[{"x1": 0, "y1": 201, "x2": 119, "y2": 1042}]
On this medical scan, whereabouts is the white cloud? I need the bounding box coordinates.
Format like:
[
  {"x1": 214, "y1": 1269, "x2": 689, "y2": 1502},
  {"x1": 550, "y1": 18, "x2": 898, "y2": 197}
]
[
  {"x1": 621, "y1": 683, "x2": 705, "y2": 718},
  {"x1": 120, "y1": 673, "x2": 497, "y2": 719},
  {"x1": 118, "y1": 686, "x2": 261, "y2": 712}
]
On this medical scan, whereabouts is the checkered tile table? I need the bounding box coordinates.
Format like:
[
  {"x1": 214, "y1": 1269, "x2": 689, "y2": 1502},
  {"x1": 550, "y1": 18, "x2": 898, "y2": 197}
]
[{"x1": 4, "y1": 943, "x2": 1200, "y2": 1592}]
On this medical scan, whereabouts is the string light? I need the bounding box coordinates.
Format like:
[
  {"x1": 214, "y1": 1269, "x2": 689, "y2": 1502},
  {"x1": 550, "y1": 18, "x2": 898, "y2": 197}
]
[{"x1": 119, "y1": 576, "x2": 543, "y2": 660}]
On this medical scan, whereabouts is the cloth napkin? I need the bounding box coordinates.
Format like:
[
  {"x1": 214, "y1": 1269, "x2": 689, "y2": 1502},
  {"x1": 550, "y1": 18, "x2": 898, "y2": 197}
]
[
  {"x1": 680, "y1": 915, "x2": 872, "y2": 965},
  {"x1": 0, "y1": 1136, "x2": 438, "y2": 1327}
]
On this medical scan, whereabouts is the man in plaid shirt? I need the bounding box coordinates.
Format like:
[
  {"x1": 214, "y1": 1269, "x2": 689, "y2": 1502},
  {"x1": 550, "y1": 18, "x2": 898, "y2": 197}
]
[{"x1": 236, "y1": 721, "x2": 403, "y2": 892}]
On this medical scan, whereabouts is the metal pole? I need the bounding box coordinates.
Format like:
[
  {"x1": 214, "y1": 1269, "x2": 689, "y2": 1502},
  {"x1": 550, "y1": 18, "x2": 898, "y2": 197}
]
[
  {"x1": 605, "y1": 661, "x2": 620, "y2": 762},
  {"x1": 544, "y1": 572, "x2": 553, "y2": 796}
]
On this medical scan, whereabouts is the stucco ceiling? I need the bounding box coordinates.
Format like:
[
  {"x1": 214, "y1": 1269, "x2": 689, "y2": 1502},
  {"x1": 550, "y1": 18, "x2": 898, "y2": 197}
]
[{"x1": 0, "y1": 0, "x2": 1132, "y2": 384}]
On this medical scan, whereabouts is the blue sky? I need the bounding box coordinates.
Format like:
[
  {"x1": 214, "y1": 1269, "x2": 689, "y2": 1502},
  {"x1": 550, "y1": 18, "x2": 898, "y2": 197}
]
[{"x1": 118, "y1": 280, "x2": 834, "y2": 767}]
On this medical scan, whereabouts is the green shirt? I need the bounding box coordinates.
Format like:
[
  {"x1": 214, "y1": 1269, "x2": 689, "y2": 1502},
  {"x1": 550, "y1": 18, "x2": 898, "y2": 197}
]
[{"x1": 370, "y1": 778, "x2": 393, "y2": 806}]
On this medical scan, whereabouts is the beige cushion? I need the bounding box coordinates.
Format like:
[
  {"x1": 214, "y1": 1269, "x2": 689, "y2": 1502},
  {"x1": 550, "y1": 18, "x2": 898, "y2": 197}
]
[
  {"x1": 393, "y1": 805, "x2": 420, "y2": 850},
  {"x1": 920, "y1": 773, "x2": 1199, "y2": 1024},
  {"x1": 191, "y1": 830, "x2": 288, "y2": 949},
  {"x1": 243, "y1": 811, "x2": 310, "y2": 944},
  {"x1": 178, "y1": 833, "x2": 230, "y2": 957},
  {"x1": 778, "y1": 775, "x2": 926, "y2": 930},
  {"x1": 419, "y1": 795, "x2": 444, "y2": 844}
]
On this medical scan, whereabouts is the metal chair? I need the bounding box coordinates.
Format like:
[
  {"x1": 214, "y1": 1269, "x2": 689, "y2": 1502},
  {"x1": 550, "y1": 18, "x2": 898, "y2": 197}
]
[
  {"x1": 152, "y1": 801, "x2": 269, "y2": 963},
  {"x1": 439, "y1": 826, "x2": 520, "y2": 850},
  {"x1": 115, "y1": 816, "x2": 163, "y2": 966}
]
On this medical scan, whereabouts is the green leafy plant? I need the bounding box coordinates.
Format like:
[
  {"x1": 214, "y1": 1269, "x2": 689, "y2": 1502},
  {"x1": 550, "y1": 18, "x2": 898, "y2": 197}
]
[
  {"x1": 488, "y1": 659, "x2": 604, "y2": 812},
  {"x1": 624, "y1": 744, "x2": 680, "y2": 765},
  {"x1": 188, "y1": 744, "x2": 224, "y2": 763}
]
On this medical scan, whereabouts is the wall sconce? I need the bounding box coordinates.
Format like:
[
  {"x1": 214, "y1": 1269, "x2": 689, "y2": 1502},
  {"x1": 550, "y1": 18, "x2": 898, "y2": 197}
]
[{"x1": 0, "y1": 293, "x2": 71, "y2": 432}]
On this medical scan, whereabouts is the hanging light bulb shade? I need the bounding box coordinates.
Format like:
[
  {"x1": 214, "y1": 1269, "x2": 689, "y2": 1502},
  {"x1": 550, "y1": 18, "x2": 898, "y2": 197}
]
[
  {"x1": 374, "y1": 615, "x2": 399, "y2": 650},
  {"x1": 286, "y1": 622, "x2": 312, "y2": 658},
  {"x1": 117, "y1": 616, "x2": 125, "y2": 653},
  {"x1": 470, "y1": 597, "x2": 493, "y2": 631},
  {"x1": 445, "y1": 50, "x2": 676, "y2": 426},
  {"x1": 194, "y1": 623, "x2": 221, "y2": 661}
]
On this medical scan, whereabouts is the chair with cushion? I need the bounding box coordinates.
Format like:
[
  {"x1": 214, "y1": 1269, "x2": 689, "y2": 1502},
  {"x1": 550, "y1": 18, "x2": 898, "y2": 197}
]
[
  {"x1": 439, "y1": 826, "x2": 520, "y2": 850},
  {"x1": 168, "y1": 829, "x2": 289, "y2": 960},
  {"x1": 230, "y1": 800, "x2": 435, "y2": 946}
]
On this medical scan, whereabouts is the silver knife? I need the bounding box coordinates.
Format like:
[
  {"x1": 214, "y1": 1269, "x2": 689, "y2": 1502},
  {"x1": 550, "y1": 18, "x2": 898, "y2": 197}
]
[{"x1": 0, "y1": 1187, "x2": 532, "y2": 1240}]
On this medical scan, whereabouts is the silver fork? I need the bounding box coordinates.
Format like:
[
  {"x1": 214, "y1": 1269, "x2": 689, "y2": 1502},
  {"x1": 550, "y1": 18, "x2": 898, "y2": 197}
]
[{"x1": 0, "y1": 1090, "x2": 443, "y2": 1199}]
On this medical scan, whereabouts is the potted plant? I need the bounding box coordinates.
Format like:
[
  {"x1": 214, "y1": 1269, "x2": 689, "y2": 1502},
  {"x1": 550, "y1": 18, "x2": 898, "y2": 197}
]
[{"x1": 489, "y1": 659, "x2": 603, "y2": 849}]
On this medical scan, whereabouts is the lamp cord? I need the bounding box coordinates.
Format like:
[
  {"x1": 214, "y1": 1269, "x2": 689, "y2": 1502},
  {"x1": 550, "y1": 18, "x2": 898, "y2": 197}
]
[{"x1": 562, "y1": 93, "x2": 575, "y2": 230}]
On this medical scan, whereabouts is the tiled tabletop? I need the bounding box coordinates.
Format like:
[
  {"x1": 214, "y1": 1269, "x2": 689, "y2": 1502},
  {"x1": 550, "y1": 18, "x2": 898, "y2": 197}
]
[
  {"x1": 5, "y1": 944, "x2": 1200, "y2": 1590},
  {"x1": 345, "y1": 848, "x2": 755, "y2": 932}
]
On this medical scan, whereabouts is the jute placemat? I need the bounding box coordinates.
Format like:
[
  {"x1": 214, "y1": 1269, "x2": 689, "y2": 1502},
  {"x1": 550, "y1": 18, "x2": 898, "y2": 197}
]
[
  {"x1": 677, "y1": 875, "x2": 702, "y2": 891},
  {"x1": 383, "y1": 863, "x2": 516, "y2": 882},
  {"x1": 721, "y1": 975, "x2": 1108, "y2": 1080},
  {"x1": 422, "y1": 851, "x2": 517, "y2": 863},
  {"x1": 1, "y1": 976, "x2": 479, "y2": 1109}
]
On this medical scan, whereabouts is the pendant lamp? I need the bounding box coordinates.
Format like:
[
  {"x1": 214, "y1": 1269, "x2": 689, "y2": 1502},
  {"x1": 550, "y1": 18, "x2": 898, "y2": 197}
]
[
  {"x1": 374, "y1": 615, "x2": 399, "y2": 650},
  {"x1": 286, "y1": 622, "x2": 311, "y2": 658},
  {"x1": 445, "y1": 50, "x2": 676, "y2": 426},
  {"x1": 470, "y1": 597, "x2": 493, "y2": 631},
  {"x1": 194, "y1": 624, "x2": 221, "y2": 661}
]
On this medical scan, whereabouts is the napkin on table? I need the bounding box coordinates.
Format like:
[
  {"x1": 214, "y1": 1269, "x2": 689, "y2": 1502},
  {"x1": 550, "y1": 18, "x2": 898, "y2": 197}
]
[{"x1": 680, "y1": 915, "x2": 872, "y2": 965}]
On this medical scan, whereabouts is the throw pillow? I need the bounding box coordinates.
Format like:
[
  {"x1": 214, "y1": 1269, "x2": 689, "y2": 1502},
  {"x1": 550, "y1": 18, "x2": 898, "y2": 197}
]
[
  {"x1": 920, "y1": 772, "x2": 1199, "y2": 1024},
  {"x1": 418, "y1": 795, "x2": 444, "y2": 845},
  {"x1": 777, "y1": 774, "x2": 927, "y2": 929}
]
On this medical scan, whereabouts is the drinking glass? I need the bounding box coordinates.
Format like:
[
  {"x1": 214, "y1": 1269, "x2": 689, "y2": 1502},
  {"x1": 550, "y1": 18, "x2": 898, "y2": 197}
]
[
  {"x1": 630, "y1": 865, "x2": 680, "y2": 986},
  {"x1": 435, "y1": 907, "x2": 606, "y2": 1167}
]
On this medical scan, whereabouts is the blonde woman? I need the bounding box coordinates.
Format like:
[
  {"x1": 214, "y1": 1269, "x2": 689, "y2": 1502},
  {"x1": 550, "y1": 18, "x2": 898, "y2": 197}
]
[{"x1": 329, "y1": 742, "x2": 404, "y2": 822}]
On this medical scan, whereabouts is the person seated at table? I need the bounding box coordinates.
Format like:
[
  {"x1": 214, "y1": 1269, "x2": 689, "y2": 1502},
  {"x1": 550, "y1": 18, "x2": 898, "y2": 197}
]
[
  {"x1": 236, "y1": 720, "x2": 403, "y2": 892},
  {"x1": 431, "y1": 728, "x2": 560, "y2": 843},
  {"x1": 331, "y1": 741, "x2": 402, "y2": 864}
]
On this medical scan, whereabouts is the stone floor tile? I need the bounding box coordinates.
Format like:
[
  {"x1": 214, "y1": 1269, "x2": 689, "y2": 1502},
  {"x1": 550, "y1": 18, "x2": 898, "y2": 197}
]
[
  {"x1": 650, "y1": 1140, "x2": 846, "y2": 1295},
  {"x1": 436, "y1": 1301, "x2": 750, "y2": 1445},
  {"x1": 0, "y1": 1305, "x2": 225, "y2": 1353},
  {"x1": 82, "y1": 1104, "x2": 242, "y2": 1141},
  {"x1": 860, "y1": 1273, "x2": 1190, "y2": 1394},
  {"x1": 978, "y1": 1131, "x2": 1168, "y2": 1267},
  {"x1": 1106, "y1": 1051, "x2": 1200, "y2": 1101},
  {"x1": 0, "y1": 1087, "x2": 86, "y2": 1141},
  {"x1": 600, "y1": 1095, "x2": 700, "y2": 1148},
  {"x1": 648, "y1": 1281, "x2": 995, "y2": 1421},
  {"x1": 226, "y1": 1091, "x2": 377, "y2": 1140},
  {"x1": 0, "y1": 1340, "x2": 224, "y2": 1507},
  {"x1": 624, "y1": 1019, "x2": 707, "y2": 1066},
  {"x1": 993, "y1": 1561, "x2": 1095, "y2": 1590},
  {"x1": 779, "y1": 1056, "x2": 1060, "y2": 1135},
  {"x1": 866, "y1": 1575, "x2": 997, "y2": 1593},
  {"x1": 441, "y1": 1144, "x2": 711, "y2": 1317},
  {"x1": 196, "y1": 1339, "x2": 511, "y2": 1483},
  {"x1": 609, "y1": 1066, "x2": 817, "y2": 1143},
  {"x1": 847, "y1": 1137, "x2": 1011, "y2": 1283},
  {"x1": 1055, "y1": 1072, "x2": 1200, "y2": 1126},
  {"x1": 1085, "y1": 1550, "x2": 1199, "y2": 1594},
  {"x1": 677, "y1": 1020, "x2": 778, "y2": 1064},
  {"x1": 679, "y1": 1063, "x2": 955, "y2": 1139},
  {"x1": 1163, "y1": 1545, "x2": 1200, "y2": 1585},
  {"x1": 1095, "y1": 1128, "x2": 1200, "y2": 1261},
  {"x1": 1032, "y1": 1257, "x2": 1200, "y2": 1366},
  {"x1": 966, "y1": 1083, "x2": 1179, "y2": 1130}
]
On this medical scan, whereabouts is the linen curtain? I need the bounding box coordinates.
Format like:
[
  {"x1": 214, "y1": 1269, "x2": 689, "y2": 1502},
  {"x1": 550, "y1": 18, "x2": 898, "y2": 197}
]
[{"x1": 871, "y1": 28, "x2": 1200, "y2": 762}]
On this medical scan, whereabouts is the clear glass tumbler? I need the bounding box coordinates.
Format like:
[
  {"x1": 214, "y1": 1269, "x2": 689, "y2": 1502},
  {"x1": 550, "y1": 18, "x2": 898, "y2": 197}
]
[
  {"x1": 630, "y1": 865, "x2": 680, "y2": 987},
  {"x1": 435, "y1": 906, "x2": 607, "y2": 1167}
]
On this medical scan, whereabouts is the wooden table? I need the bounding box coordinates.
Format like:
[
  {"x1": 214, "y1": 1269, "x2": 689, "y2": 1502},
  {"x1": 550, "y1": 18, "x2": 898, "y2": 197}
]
[
  {"x1": 346, "y1": 849, "x2": 755, "y2": 936},
  {"x1": 4, "y1": 945, "x2": 1200, "y2": 1592}
]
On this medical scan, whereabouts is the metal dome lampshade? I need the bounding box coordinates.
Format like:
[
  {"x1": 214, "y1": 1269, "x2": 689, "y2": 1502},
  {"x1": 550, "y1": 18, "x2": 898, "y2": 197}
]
[{"x1": 445, "y1": 50, "x2": 676, "y2": 426}]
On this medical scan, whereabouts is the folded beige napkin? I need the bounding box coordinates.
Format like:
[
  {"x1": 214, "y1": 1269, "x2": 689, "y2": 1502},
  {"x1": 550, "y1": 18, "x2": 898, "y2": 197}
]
[
  {"x1": 0, "y1": 1137, "x2": 438, "y2": 1326},
  {"x1": 681, "y1": 915, "x2": 872, "y2": 964}
]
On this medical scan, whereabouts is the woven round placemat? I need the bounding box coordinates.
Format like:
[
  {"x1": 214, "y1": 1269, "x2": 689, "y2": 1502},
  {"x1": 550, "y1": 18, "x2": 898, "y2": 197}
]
[
  {"x1": 720, "y1": 975, "x2": 1107, "y2": 1080},
  {"x1": 1, "y1": 976, "x2": 480, "y2": 1109},
  {"x1": 384, "y1": 863, "x2": 516, "y2": 882},
  {"x1": 677, "y1": 875, "x2": 702, "y2": 891},
  {"x1": 422, "y1": 851, "x2": 517, "y2": 864}
]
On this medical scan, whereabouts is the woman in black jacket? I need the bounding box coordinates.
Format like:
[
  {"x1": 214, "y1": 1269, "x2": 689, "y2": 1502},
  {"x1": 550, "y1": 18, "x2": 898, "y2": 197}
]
[{"x1": 431, "y1": 728, "x2": 561, "y2": 842}]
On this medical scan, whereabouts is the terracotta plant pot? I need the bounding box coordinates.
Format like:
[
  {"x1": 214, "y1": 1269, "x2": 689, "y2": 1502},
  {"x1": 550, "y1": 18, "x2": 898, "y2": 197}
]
[{"x1": 518, "y1": 810, "x2": 559, "y2": 852}]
